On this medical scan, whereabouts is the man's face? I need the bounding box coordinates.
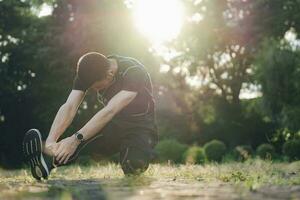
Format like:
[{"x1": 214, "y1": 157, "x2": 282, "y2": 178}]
[
  {"x1": 90, "y1": 72, "x2": 114, "y2": 91},
  {"x1": 90, "y1": 80, "x2": 107, "y2": 91}
]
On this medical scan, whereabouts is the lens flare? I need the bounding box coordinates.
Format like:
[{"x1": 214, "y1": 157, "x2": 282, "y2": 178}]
[{"x1": 133, "y1": 0, "x2": 184, "y2": 43}]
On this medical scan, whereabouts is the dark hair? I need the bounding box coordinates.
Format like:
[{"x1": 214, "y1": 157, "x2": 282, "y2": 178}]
[{"x1": 76, "y1": 52, "x2": 110, "y2": 86}]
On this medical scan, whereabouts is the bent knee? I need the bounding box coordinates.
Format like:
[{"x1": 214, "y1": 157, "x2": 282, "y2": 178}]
[{"x1": 121, "y1": 158, "x2": 149, "y2": 175}]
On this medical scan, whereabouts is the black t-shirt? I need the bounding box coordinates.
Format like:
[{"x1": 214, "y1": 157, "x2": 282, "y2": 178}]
[{"x1": 72, "y1": 55, "x2": 158, "y2": 133}]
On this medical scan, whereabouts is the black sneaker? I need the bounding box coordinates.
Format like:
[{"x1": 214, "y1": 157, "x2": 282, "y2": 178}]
[{"x1": 23, "y1": 129, "x2": 53, "y2": 180}]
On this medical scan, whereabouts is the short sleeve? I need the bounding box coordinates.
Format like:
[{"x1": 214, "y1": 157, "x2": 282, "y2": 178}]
[
  {"x1": 122, "y1": 67, "x2": 146, "y2": 92},
  {"x1": 72, "y1": 75, "x2": 89, "y2": 91}
]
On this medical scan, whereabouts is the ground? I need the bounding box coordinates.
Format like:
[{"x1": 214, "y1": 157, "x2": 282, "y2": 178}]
[{"x1": 0, "y1": 159, "x2": 299, "y2": 200}]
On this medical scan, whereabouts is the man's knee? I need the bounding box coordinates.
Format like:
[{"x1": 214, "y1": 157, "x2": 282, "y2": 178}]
[
  {"x1": 120, "y1": 147, "x2": 150, "y2": 175},
  {"x1": 121, "y1": 157, "x2": 149, "y2": 175}
]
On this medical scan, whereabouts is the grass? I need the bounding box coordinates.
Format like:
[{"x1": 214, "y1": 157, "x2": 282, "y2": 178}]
[{"x1": 0, "y1": 158, "x2": 299, "y2": 199}]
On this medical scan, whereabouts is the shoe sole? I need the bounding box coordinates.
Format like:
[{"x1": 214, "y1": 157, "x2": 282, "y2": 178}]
[{"x1": 23, "y1": 129, "x2": 49, "y2": 180}]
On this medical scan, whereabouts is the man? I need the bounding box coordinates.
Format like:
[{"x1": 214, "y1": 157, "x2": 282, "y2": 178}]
[{"x1": 23, "y1": 52, "x2": 158, "y2": 180}]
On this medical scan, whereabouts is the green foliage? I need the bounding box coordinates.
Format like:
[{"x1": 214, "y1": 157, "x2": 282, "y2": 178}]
[
  {"x1": 156, "y1": 110, "x2": 192, "y2": 142},
  {"x1": 203, "y1": 140, "x2": 227, "y2": 162},
  {"x1": 233, "y1": 145, "x2": 253, "y2": 161},
  {"x1": 270, "y1": 128, "x2": 300, "y2": 152},
  {"x1": 255, "y1": 39, "x2": 300, "y2": 131},
  {"x1": 199, "y1": 98, "x2": 274, "y2": 150},
  {"x1": 256, "y1": 144, "x2": 275, "y2": 160},
  {"x1": 183, "y1": 146, "x2": 205, "y2": 165},
  {"x1": 154, "y1": 139, "x2": 188, "y2": 164},
  {"x1": 282, "y1": 140, "x2": 300, "y2": 161},
  {"x1": 222, "y1": 152, "x2": 237, "y2": 163}
]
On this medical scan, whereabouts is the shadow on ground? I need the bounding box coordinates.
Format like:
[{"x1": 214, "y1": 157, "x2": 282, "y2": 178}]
[
  {"x1": 1, "y1": 176, "x2": 300, "y2": 200},
  {"x1": 0, "y1": 176, "x2": 156, "y2": 200},
  {"x1": 45, "y1": 176, "x2": 155, "y2": 200}
]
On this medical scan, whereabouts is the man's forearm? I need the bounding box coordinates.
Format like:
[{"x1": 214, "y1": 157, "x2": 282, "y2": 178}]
[
  {"x1": 47, "y1": 103, "x2": 76, "y2": 142},
  {"x1": 75, "y1": 90, "x2": 137, "y2": 142},
  {"x1": 78, "y1": 107, "x2": 115, "y2": 141}
]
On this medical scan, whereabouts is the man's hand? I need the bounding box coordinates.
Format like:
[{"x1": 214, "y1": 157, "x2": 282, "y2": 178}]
[{"x1": 55, "y1": 136, "x2": 80, "y2": 164}]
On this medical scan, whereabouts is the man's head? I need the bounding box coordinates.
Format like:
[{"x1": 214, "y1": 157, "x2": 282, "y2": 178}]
[{"x1": 76, "y1": 52, "x2": 116, "y2": 91}]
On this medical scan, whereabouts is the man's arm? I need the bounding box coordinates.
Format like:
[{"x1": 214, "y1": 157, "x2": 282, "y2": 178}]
[
  {"x1": 45, "y1": 90, "x2": 85, "y2": 154},
  {"x1": 55, "y1": 90, "x2": 137, "y2": 164},
  {"x1": 79, "y1": 90, "x2": 137, "y2": 140}
]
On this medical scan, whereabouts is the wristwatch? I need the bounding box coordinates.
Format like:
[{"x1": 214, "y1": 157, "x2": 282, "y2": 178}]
[{"x1": 74, "y1": 132, "x2": 84, "y2": 143}]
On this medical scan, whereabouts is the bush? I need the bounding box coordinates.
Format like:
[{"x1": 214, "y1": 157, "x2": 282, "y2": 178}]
[
  {"x1": 203, "y1": 140, "x2": 227, "y2": 162},
  {"x1": 183, "y1": 146, "x2": 206, "y2": 164},
  {"x1": 233, "y1": 145, "x2": 253, "y2": 161},
  {"x1": 283, "y1": 140, "x2": 300, "y2": 161},
  {"x1": 154, "y1": 139, "x2": 188, "y2": 163},
  {"x1": 256, "y1": 143, "x2": 275, "y2": 159},
  {"x1": 222, "y1": 152, "x2": 237, "y2": 163}
]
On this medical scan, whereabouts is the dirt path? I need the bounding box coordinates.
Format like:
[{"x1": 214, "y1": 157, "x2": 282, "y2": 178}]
[
  {"x1": 1, "y1": 177, "x2": 300, "y2": 200},
  {"x1": 1, "y1": 161, "x2": 299, "y2": 200}
]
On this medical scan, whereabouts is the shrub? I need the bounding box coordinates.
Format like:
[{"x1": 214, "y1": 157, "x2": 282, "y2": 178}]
[
  {"x1": 203, "y1": 140, "x2": 227, "y2": 162},
  {"x1": 282, "y1": 140, "x2": 300, "y2": 161},
  {"x1": 154, "y1": 139, "x2": 188, "y2": 163},
  {"x1": 183, "y1": 146, "x2": 206, "y2": 164},
  {"x1": 256, "y1": 143, "x2": 275, "y2": 159},
  {"x1": 233, "y1": 145, "x2": 253, "y2": 161},
  {"x1": 222, "y1": 152, "x2": 237, "y2": 163}
]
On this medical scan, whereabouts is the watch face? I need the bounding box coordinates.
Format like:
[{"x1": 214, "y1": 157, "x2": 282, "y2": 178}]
[{"x1": 76, "y1": 133, "x2": 83, "y2": 140}]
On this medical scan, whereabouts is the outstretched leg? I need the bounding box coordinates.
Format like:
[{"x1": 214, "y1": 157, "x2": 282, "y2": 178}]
[{"x1": 23, "y1": 123, "x2": 119, "y2": 180}]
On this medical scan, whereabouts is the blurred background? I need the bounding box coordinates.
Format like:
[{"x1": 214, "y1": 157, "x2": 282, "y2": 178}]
[{"x1": 1, "y1": 0, "x2": 300, "y2": 168}]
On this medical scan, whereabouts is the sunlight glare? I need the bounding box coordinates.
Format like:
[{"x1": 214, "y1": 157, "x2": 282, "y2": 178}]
[
  {"x1": 133, "y1": 0, "x2": 184, "y2": 43},
  {"x1": 37, "y1": 3, "x2": 53, "y2": 17}
]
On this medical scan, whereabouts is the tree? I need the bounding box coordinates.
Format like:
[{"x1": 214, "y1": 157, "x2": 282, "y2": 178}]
[
  {"x1": 255, "y1": 38, "x2": 300, "y2": 131},
  {"x1": 154, "y1": 0, "x2": 300, "y2": 146}
]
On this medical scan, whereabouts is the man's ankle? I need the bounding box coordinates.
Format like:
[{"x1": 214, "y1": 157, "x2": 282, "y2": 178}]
[{"x1": 42, "y1": 141, "x2": 55, "y2": 157}]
